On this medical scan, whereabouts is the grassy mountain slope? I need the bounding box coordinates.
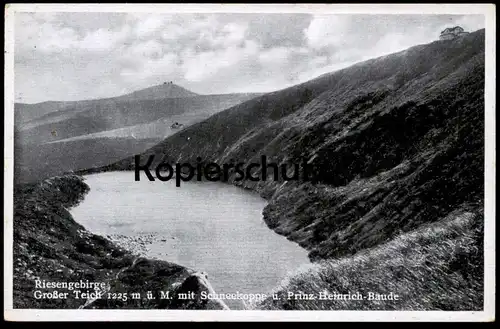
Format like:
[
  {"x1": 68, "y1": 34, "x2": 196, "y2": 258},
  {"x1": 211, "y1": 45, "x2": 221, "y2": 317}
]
[
  {"x1": 45, "y1": 114, "x2": 209, "y2": 143},
  {"x1": 14, "y1": 136, "x2": 160, "y2": 184},
  {"x1": 17, "y1": 93, "x2": 261, "y2": 145},
  {"x1": 14, "y1": 86, "x2": 261, "y2": 183},
  {"x1": 40, "y1": 93, "x2": 263, "y2": 143},
  {"x1": 255, "y1": 207, "x2": 483, "y2": 310},
  {"x1": 15, "y1": 101, "x2": 78, "y2": 125},
  {"x1": 96, "y1": 29, "x2": 485, "y2": 307}
]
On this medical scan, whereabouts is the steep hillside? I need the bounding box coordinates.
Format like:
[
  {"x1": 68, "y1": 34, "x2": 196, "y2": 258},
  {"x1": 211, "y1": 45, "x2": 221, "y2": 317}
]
[{"x1": 98, "y1": 29, "x2": 485, "y2": 266}]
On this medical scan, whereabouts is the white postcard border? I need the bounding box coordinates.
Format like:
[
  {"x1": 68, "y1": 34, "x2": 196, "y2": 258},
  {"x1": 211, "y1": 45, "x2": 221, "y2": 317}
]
[{"x1": 3, "y1": 3, "x2": 496, "y2": 322}]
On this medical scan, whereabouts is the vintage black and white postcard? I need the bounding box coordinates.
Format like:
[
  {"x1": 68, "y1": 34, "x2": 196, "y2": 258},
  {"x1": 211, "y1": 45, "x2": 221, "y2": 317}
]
[{"x1": 3, "y1": 3, "x2": 496, "y2": 322}]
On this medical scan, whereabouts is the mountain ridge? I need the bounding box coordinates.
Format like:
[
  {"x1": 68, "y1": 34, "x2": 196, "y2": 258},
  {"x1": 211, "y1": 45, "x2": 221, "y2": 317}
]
[
  {"x1": 15, "y1": 81, "x2": 261, "y2": 126},
  {"x1": 14, "y1": 83, "x2": 263, "y2": 183},
  {"x1": 15, "y1": 82, "x2": 196, "y2": 106}
]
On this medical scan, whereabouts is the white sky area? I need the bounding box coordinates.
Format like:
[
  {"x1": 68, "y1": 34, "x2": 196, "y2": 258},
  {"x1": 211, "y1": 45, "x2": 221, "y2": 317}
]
[{"x1": 14, "y1": 13, "x2": 485, "y2": 103}]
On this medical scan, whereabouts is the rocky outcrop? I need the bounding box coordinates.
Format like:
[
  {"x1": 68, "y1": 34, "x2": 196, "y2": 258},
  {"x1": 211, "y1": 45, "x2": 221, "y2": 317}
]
[
  {"x1": 85, "y1": 259, "x2": 228, "y2": 310},
  {"x1": 168, "y1": 272, "x2": 230, "y2": 310}
]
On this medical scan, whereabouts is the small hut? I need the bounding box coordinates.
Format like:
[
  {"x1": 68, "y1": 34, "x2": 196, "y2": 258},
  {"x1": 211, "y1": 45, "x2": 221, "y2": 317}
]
[{"x1": 171, "y1": 122, "x2": 184, "y2": 129}]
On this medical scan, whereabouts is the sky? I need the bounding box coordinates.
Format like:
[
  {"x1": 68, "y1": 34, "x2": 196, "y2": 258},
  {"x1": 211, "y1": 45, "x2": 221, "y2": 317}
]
[{"x1": 14, "y1": 12, "x2": 485, "y2": 103}]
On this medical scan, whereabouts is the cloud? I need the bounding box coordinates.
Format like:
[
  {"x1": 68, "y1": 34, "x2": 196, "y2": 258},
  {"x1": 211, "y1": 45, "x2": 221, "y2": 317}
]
[
  {"x1": 210, "y1": 22, "x2": 248, "y2": 48},
  {"x1": 134, "y1": 14, "x2": 167, "y2": 38},
  {"x1": 245, "y1": 14, "x2": 311, "y2": 48},
  {"x1": 304, "y1": 15, "x2": 352, "y2": 50},
  {"x1": 127, "y1": 39, "x2": 164, "y2": 59},
  {"x1": 258, "y1": 47, "x2": 291, "y2": 65},
  {"x1": 15, "y1": 14, "x2": 132, "y2": 57},
  {"x1": 78, "y1": 26, "x2": 131, "y2": 52},
  {"x1": 13, "y1": 13, "x2": 485, "y2": 103},
  {"x1": 121, "y1": 52, "x2": 179, "y2": 85},
  {"x1": 182, "y1": 40, "x2": 259, "y2": 81},
  {"x1": 452, "y1": 15, "x2": 486, "y2": 32}
]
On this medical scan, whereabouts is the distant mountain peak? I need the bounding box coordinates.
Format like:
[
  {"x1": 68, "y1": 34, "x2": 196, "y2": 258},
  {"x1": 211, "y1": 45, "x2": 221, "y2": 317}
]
[{"x1": 116, "y1": 82, "x2": 199, "y2": 101}]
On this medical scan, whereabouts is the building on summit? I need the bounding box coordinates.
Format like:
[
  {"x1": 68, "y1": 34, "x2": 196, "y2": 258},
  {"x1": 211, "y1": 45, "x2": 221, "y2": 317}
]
[{"x1": 439, "y1": 26, "x2": 469, "y2": 40}]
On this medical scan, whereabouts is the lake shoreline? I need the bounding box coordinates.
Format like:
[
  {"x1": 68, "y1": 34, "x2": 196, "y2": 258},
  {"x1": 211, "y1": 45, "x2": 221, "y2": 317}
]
[
  {"x1": 12, "y1": 174, "x2": 229, "y2": 310},
  {"x1": 70, "y1": 171, "x2": 310, "y2": 310}
]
